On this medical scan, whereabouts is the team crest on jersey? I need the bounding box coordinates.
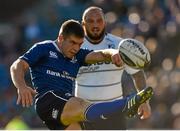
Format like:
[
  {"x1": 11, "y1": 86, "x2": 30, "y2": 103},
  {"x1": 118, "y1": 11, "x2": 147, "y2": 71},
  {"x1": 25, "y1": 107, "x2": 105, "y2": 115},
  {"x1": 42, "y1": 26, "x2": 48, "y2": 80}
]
[{"x1": 49, "y1": 51, "x2": 58, "y2": 58}]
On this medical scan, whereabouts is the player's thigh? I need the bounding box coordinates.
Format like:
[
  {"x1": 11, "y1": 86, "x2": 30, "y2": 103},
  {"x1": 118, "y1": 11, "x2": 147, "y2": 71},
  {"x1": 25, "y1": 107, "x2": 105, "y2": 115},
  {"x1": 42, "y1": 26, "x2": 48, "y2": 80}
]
[{"x1": 61, "y1": 97, "x2": 91, "y2": 125}]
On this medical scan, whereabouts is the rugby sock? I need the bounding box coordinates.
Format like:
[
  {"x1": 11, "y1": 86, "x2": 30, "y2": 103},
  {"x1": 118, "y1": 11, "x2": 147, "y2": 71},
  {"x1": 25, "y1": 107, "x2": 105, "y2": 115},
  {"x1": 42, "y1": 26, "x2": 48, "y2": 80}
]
[{"x1": 84, "y1": 98, "x2": 127, "y2": 121}]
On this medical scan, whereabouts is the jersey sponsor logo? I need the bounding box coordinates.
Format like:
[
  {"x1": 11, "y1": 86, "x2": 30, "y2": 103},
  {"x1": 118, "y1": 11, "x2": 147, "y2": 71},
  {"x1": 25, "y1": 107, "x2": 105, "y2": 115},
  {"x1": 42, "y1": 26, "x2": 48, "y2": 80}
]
[
  {"x1": 52, "y1": 108, "x2": 59, "y2": 119},
  {"x1": 63, "y1": 71, "x2": 69, "y2": 76},
  {"x1": 79, "y1": 65, "x2": 100, "y2": 74},
  {"x1": 49, "y1": 51, "x2": 58, "y2": 59},
  {"x1": 78, "y1": 61, "x2": 113, "y2": 74},
  {"x1": 46, "y1": 70, "x2": 75, "y2": 81},
  {"x1": 91, "y1": 61, "x2": 112, "y2": 65}
]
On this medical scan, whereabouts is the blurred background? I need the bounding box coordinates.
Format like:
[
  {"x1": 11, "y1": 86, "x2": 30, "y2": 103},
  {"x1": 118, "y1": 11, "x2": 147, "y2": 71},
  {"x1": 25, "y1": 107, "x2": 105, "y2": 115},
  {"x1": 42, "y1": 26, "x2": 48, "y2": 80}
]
[{"x1": 0, "y1": 0, "x2": 180, "y2": 129}]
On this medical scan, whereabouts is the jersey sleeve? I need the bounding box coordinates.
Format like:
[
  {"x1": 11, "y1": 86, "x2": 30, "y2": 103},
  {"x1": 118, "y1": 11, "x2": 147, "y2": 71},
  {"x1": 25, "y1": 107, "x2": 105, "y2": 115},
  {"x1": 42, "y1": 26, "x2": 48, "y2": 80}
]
[
  {"x1": 124, "y1": 64, "x2": 140, "y2": 75},
  {"x1": 19, "y1": 44, "x2": 46, "y2": 67},
  {"x1": 76, "y1": 48, "x2": 93, "y2": 66}
]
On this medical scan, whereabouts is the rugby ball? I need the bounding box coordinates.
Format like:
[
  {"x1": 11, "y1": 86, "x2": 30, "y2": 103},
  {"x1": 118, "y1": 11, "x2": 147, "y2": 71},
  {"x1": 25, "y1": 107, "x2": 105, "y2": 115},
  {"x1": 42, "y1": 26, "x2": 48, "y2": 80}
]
[{"x1": 118, "y1": 38, "x2": 151, "y2": 69}]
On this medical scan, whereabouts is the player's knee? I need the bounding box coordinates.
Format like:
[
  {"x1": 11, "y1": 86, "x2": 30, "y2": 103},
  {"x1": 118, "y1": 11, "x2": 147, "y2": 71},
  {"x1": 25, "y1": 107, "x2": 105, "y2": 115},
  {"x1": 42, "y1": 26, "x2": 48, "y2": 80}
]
[
  {"x1": 61, "y1": 97, "x2": 91, "y2": 125},
  {"x1": 61, "y1": 112, "x2": 77, "y2": 125}
]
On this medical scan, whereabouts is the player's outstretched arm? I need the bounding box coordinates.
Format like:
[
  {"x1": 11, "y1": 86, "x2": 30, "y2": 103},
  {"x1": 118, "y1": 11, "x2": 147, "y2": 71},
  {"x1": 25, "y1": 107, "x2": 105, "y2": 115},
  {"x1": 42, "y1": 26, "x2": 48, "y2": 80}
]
[
  {"x1": 85, "y1": 49, "x2": 123, "y2": 67},
  {"x1": 10, "y1": 59, "x2": 36, "y2": 107}
]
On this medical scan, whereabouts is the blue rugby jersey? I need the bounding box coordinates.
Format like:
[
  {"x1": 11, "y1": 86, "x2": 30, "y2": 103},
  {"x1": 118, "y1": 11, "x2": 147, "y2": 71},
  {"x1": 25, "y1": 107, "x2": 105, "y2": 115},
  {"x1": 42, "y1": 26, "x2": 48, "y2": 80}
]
[{"x1": 19, "y1": 40, "x2": 92, "y2": 96}]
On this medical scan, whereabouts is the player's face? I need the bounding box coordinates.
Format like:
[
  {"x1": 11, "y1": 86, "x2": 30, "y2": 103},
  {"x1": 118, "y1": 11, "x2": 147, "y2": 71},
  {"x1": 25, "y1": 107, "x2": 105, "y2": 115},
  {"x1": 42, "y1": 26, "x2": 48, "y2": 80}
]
[
  {"x1": 83, "y1": 10, "x2": 106, "y2": 41},
  {"x1": 60, "y1": 35, "x2": 84, "y2": 59}
]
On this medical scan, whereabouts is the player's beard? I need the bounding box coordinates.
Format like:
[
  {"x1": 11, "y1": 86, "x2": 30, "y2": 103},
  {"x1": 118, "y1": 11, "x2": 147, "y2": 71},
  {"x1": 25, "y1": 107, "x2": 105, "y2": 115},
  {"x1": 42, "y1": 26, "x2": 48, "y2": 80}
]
[{"x1": 86, "y1": 28, "x2": 105, "y2": 41}]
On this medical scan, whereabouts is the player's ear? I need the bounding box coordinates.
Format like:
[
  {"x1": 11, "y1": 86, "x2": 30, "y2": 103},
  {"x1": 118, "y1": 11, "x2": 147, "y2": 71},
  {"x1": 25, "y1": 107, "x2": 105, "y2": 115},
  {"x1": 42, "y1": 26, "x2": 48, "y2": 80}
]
[
  {"x1": 58, "y1": 34, "x2": 64, "y2": 42},
  {"x1": 81, "y1": 20, "x2": 85, "y2": 26}
]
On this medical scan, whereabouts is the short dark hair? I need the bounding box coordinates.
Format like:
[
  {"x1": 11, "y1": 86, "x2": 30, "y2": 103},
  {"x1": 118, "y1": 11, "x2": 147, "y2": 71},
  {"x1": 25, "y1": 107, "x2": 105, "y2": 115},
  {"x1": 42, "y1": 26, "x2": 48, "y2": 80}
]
[{"x1": 59, "y1": 19, "x2": 84, "y2": 38}]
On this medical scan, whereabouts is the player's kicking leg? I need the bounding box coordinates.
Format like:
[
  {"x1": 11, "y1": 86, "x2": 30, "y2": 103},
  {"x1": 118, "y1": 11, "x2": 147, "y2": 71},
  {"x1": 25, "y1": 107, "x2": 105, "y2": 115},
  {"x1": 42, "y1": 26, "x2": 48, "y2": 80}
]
[{"x1": 61, "y1": 87, "x2": 153, "y2": 126}]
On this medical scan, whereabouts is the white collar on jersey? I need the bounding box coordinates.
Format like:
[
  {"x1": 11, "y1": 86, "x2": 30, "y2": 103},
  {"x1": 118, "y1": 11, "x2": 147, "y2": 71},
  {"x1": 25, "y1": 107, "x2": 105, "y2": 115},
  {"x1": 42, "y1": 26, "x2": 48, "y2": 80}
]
[
  {"x1": 52, "y1": 40, "x2": 61, "y2": 53},
  {"x1": 52, "y1": 40, "x2": 67, "y2": 58}
]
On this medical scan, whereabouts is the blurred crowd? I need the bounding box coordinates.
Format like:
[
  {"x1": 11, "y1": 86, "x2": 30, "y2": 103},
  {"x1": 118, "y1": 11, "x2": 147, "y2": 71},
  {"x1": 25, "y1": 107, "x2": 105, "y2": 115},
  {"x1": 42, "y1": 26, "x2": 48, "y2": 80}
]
[{"x1": 0, "y1": 0, "x2": 179, "y2": 129}]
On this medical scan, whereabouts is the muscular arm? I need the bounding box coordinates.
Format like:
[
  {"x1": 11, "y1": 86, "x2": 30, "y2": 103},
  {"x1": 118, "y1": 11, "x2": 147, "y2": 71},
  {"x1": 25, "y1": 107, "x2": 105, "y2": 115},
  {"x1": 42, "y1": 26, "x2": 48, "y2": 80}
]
[
  {"x1": 10, "y1": 59, "x2": 29, "y2": 89},
  {"x1": 10, "y1": 59, "x2": 36, "y2": 107},
  {"x1": 85, "y1": 49, "x2": 122, "y2": 67}
]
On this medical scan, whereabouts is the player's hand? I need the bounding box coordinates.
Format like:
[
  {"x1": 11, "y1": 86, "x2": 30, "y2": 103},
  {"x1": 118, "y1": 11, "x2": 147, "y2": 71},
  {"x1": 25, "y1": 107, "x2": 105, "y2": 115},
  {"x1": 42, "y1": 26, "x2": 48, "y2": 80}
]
[
  {"x1": 138, "y1": 101, "x2": 151, "y2": 119},
  {"x1": 111, "y1": 50, "x2": 123, "y2": 67},
  {"x1": 16, "y1": 86, "x2": 37, "y2": 108}
]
